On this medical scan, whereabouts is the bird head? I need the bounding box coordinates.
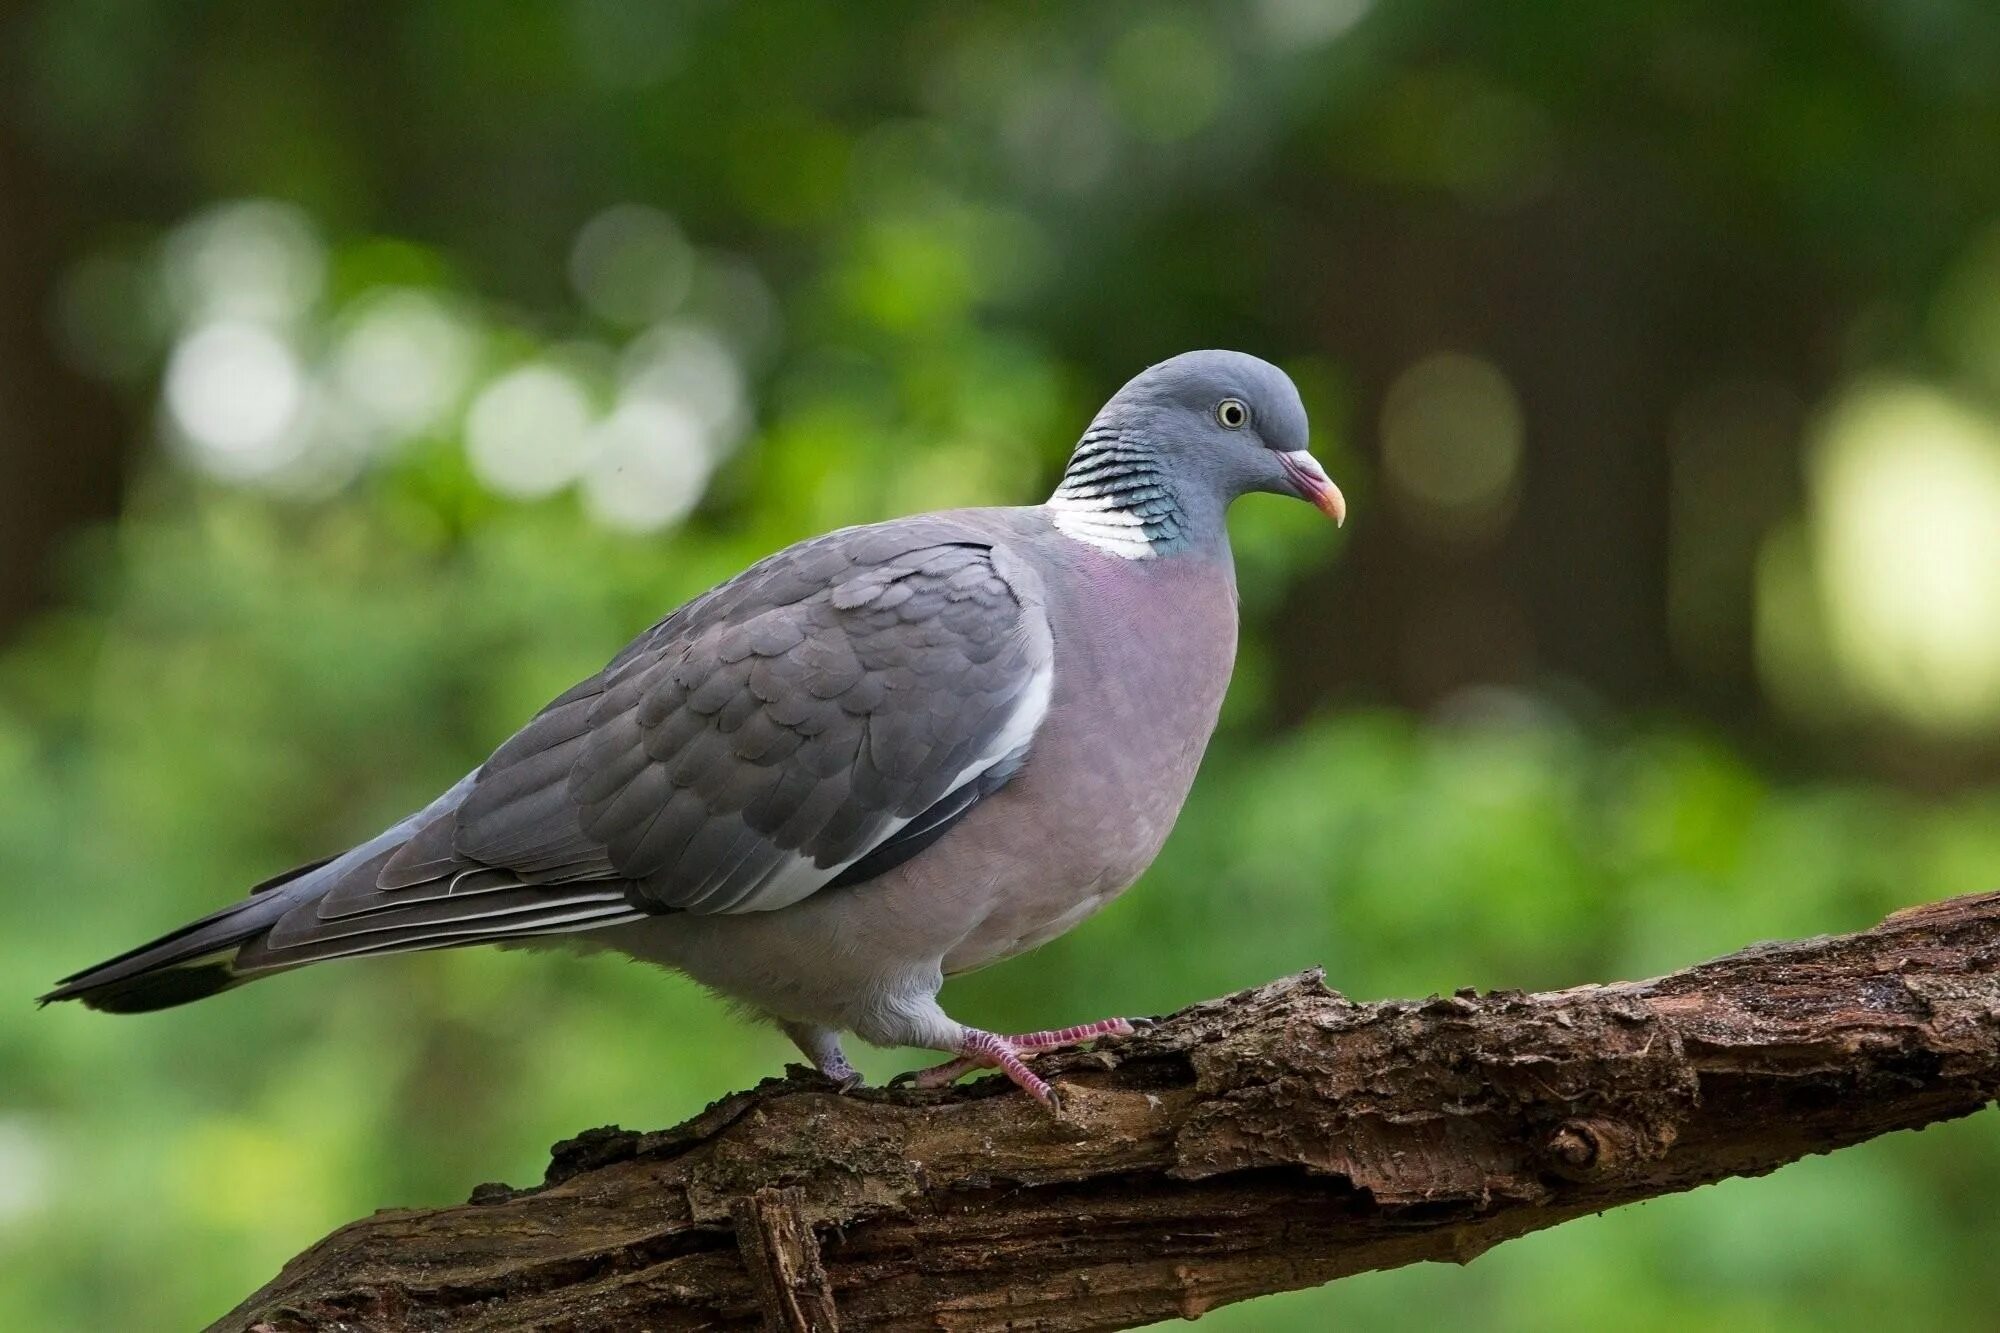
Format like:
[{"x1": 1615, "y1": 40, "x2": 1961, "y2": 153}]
[{"x1": 1067, "y1": 350, "x2": 1347, "y2": 533}]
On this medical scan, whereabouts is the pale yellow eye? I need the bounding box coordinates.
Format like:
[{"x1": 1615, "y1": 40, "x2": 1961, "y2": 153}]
[{"x1": 1216, "y1": 397, "x2": 1249, "y2": 429}]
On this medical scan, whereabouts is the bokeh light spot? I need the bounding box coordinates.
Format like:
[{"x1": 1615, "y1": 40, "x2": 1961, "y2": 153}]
[
  {"x1": 464, "y1": 364, "x2": 595, "y2": 499},
  {"x1": 581, "y1": 401, "x2": 711, "y2": 532},
  {"x1": 0, "y1": 1117, "x2": 51, "y2": 1226},
  {"x1": 164, "y1": 321, "x2": 306, "y2": 473},
  {"x1": 1254, "y1": 0, "x2": 1372, "y2": 51},
  {"x1": 1807, "y1": 381, "x2": 2000, "y2": 730},
  {"x1": 329, "y1": 289, "x2": 477, "y2": 437},
  {"x1": 568, "y1": 204, "x2": 695, "y2": 328},
  {"x1": 619, "y1": 324, "x2": 748, "y2": 448},
  {"x1": 161, "y1": 199, "x2": 325, "y2": 326},
  {"x1": 1380, "y1": 352, "x2": 1523, "y2": 538}
]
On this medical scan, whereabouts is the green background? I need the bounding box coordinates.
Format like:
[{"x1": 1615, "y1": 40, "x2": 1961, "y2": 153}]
[{"x1": 4, "y1": 3, "x2": 2000, "y2": 1328}]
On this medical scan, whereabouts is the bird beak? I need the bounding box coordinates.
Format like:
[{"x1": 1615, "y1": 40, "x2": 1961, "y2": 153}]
[{"x1": 1278, "y1": 450, "x2": 1347, "y2": 526}]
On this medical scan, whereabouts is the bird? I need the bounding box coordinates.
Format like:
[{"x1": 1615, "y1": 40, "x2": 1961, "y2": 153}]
[{"x1": 43, "y1": 349, "x2": 1346, "y2": 1107}]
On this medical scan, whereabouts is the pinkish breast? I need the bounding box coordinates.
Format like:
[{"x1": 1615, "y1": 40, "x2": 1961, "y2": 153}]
[{"x1": 934, "y1": 546, "x2": 1240, "y2": 974}]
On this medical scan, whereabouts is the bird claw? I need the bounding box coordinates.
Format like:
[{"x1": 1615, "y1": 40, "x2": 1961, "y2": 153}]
[
  {"x1": 902, "y1": 1056, "x2": 979, "y2": 1089},
  {"x1": 901, "y1": 1017, "x2": 1141, "y2": 1106}
]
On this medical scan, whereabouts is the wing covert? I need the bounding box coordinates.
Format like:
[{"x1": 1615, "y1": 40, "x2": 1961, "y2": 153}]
[{"x1": 372, "y1": 521, "x2": 1053, "y2": 923}]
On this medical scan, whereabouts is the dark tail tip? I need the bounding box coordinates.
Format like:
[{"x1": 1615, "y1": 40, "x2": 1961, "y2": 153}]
[
  {"x1": 41, "y1": 962, "x2": 243, "y2": 1013},
  {"x1": 39, "y1": 890, "x2": 294, "y2": 1013}
]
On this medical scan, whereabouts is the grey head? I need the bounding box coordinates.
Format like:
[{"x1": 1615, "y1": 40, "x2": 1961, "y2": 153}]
[{"x1": 1047, "y1": 349, "x2": 1346, "y2": 559}]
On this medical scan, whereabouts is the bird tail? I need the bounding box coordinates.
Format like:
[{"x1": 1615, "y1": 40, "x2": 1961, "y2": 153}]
[
  {"x1": 36, "y1": 858, "x2": 331, "y2": 1013},
  {"x1": 41, "y1": 773, "x2": 483, "y2": 1014}
]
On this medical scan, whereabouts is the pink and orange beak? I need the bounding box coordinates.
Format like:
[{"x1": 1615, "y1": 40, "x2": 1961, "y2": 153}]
[{"x1": 1279, "y1": 450, "x2": 1347, "y2": 526}]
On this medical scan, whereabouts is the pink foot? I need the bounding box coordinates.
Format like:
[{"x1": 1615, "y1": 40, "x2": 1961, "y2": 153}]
[{"x1": 907, "y1": 1018, "x2": 1139, "y2": 1101}]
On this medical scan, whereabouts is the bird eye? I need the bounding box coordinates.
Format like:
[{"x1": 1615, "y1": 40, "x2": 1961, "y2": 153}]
[{"x1": 1216, "y1": 398, "x2": 1249, "y2": 429}]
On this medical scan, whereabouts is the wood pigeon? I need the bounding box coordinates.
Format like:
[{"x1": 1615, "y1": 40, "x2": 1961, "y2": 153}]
[{"x1": 44, "y1": 349, "x2": 1346, "y2": 1106}]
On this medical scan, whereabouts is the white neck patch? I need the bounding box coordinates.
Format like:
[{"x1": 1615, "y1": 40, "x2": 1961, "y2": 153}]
[{"x1": 1046, "y1": 490, "x2": 1157, "y2": 559}]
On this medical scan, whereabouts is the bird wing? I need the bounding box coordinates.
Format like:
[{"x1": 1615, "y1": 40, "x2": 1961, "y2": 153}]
[{"x1": 243, "y1": 517, "x2": 1053, "y2": 967}]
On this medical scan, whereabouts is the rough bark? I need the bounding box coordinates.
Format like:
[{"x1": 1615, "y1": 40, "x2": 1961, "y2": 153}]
[{"x1": 220, "y1": 892, "x2": 2000, "y2": 1333}]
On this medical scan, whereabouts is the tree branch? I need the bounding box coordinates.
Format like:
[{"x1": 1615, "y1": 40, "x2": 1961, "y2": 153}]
[{"x1": 218, "y1": 892, "x2": 2000, "y2": 1332}]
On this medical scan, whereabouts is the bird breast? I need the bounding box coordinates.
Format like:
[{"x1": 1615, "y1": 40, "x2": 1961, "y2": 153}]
[{"x1": 933, "y1": 548, "x2": 1240, "y2": 973}]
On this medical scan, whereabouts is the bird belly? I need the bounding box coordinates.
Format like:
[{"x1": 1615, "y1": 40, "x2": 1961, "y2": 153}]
[
  {"x1": 587, "y1": 788, "x2": 1150, "y2": 1032},
  {"x1": 939, "y1": 881, "x2": 1122, "y2": 975}
]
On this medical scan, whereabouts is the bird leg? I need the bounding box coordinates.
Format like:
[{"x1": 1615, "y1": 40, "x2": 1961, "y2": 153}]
[
  {"x1": 781, "y1": 1020, "x2": 864, "y2": 1090},
  {"x1": 906, "y1": 1017, "x2": 1138, "y2": 1101}
]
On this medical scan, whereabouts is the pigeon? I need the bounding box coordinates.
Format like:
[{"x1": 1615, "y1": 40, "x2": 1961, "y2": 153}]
[{"x1": 43, "y1": 349, "x2": 1345, "y2": 1106}]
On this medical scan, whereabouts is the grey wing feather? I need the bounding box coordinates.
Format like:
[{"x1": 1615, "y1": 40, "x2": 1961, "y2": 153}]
[{"x1": 238, "y1": 517, "x2": 1053, "y2": 971}]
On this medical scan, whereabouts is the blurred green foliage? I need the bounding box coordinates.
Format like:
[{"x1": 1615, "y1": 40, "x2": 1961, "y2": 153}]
[{"x1": 5, "y1": 1, "x2": 2000, "y2": 1329}]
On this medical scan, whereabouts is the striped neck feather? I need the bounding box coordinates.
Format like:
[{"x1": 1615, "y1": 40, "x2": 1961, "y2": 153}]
[{"x1": 1047, "y1": 429, "x2": 1186, "y2": 559}]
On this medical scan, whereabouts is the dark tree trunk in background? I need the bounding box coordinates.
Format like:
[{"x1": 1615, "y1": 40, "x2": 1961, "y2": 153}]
[
  {"x1": 1279, "y1": 166, "x2": 1831, "y2": 722},
  {"x1": 0, "y1": 111, "x2": 129, "y2": 643}
]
